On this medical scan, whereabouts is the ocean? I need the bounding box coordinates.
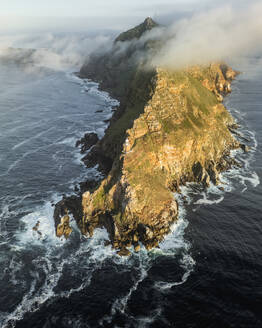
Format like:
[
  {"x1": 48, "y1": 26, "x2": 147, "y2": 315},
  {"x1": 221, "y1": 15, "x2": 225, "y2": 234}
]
[{"x1": 0, "y1": 49, "x2": 261, "y2": 327}]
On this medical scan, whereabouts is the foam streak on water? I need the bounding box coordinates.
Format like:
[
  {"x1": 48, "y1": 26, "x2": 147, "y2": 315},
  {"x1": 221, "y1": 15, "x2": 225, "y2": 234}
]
[{"x1": 0, "y1": 64, "x2": 121, "y2": 327}]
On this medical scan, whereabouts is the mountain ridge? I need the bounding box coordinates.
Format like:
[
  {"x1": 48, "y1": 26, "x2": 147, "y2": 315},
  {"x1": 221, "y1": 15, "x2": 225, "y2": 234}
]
[
  {"x1": 54, "y1": 18, "x2": 244, "y2": 255},
  {"x1": 115, "y1": 17, "x2": 159, "y2": 42}
]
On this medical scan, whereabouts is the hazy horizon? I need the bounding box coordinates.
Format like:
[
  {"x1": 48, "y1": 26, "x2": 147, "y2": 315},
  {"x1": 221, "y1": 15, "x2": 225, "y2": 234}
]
[
  {"x1": 0, "y1": 0, "x2": 259, "y2": 34},
  {"x1": 1, "y1": 0, "x2": 262, "y2": 72}
]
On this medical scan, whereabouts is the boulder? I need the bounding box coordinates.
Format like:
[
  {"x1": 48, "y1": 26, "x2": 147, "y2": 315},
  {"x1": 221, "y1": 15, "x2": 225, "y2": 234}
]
[{"x1": 117, "y1": 248, "x2": 131, "y2": 257}]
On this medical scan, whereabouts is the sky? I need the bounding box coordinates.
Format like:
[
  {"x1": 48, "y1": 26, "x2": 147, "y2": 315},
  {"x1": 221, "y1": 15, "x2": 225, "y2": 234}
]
[
  {"x1": 0, "y1": 0, "x2": 255, "y2": 33},
  {"x1": 1, "y1": 0, "x2": 198, "y2": 17}
]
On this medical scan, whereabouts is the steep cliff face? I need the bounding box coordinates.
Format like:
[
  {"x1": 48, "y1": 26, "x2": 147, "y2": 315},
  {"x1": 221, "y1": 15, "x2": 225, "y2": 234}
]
[
  {"x1": 55, "y1": 18, "x2": 240, "y2": 254},
  {"x1": 79, "y1": 64, "x2": 239, "y2": 253}
]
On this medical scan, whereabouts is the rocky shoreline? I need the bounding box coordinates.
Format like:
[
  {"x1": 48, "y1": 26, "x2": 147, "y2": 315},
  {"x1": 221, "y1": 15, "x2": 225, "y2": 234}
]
[{"x1": 53, "y1": 18, "x2": 248, "y2": 256}]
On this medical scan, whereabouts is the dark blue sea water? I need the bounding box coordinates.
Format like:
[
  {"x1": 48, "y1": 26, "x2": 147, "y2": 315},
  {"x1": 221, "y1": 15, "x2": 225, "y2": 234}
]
[{"x1": 0, "y1": 54, "x2": 261, "y2": 328}]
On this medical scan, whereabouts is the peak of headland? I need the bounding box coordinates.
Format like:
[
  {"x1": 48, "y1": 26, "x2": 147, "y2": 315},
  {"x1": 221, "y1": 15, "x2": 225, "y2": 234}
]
[{"x1": 114, "y1": 16, "x2": 159, "y2": 42}]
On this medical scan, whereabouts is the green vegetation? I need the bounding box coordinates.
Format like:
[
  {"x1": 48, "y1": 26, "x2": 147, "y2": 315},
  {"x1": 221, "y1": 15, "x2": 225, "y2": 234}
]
[
  {"x1": 184, "y1": 75, "x2": 218, "y2": 114},
  {"x1": 92, "y1": 187, "x2": 106, "y2": 208},
  {"x1": 103, "y1": 68, "x2": 156, "y2": 157},
  {"x1": 160, "y1": 118, "x2": 176, "y2": 134}
]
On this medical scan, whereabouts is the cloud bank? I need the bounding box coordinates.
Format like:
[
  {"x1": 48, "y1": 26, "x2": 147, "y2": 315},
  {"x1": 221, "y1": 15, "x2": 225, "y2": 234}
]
[
  {"x1": 151, "y1": 2, "x2": 262, "y2": 69},
  {"x1": 1, "y1": 1, "x2": 262, "y2": 72},
  {"x1": 0, "y1": 32, "x2": 113, "y2": 71}
]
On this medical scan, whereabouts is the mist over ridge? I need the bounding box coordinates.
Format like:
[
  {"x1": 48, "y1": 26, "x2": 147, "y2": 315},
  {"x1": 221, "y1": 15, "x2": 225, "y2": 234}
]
[
  {"x1": 150, "y1": 2, "x2": 262, "y2": 69},
  {"x1": 1, "y1": 1, "x2": 262, "y2": 72}
]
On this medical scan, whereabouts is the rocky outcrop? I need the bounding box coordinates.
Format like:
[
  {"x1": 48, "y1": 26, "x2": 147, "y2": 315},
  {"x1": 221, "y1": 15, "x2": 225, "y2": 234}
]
[
  {"x1": 54, "y1": 18, "x2": 242, "y2": 254},
  {"x1": 56, "y1": 214, "x2": 72, "y2": 239},
  {"x1": 54, "y1": 195, "x2": 82, "y2": 239},
  {"x1": 75, "y1": 132, "x2": 99, "y2": 154},
  {"x1": 78, "y1": 64, "x2": 239, "y2": 253}
]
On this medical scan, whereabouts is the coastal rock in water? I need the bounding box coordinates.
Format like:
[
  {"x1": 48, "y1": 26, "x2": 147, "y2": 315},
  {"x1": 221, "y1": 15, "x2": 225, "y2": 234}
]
[
  {"x1": 240, "y1": 144, "x2": 250, "y2": 152},
  {"x1": 117, "y1": 248, "x2": 131, "y2": 257},
  {"x1": 54, "y1": 195, "x2": 82, "y2": 237},
  {"x1": 134, "y1": 244, "x2": 141, "y2": 252},
  {"x1": 75, "y1": 132, "x2": 99, "y2": 154},
  {"x1": 192, "y1": 162, "x2": 210, "y2": 186},
  {"x1": 82, "y1": 145, "x2": 113, "y2": 174},
  {"x1": 32, "y1": 221, "x2": 42, "y2": 238},
  {"x1": 56, "y1": 214, "x2": 72, "y2": 239}
]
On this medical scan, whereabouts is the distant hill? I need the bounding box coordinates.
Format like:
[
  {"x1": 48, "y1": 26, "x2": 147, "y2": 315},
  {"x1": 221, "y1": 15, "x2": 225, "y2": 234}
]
[{"x1": 115, "y1": 17, "x2": 159, "y2": 42}]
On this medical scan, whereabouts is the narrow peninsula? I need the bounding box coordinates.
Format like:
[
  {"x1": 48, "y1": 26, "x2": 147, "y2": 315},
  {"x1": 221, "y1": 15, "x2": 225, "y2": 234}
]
[{"x1": 54, "y1": 18, "x2": 243, "y2": 255}]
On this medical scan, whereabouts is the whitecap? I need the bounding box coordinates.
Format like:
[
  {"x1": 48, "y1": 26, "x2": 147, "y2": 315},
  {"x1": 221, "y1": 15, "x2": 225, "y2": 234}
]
[
  {"x1": 15, "y1": 195, "x2": 66, "y2": 248},
  {"x1": 154, "y1": 253, "x2": 195, "y2": 291},
  {"x1": 2, "y1": 256, "x2": 65, "y2": 328},
  {"x1": 56, "y1": 136, "x2": 77, "y2": 147},
  {"x1": 194, "y1": 193, "x2": 224, "y2": 205}
]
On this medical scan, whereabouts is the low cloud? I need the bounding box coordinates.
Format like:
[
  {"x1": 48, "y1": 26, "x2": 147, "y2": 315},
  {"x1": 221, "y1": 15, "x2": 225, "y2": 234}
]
[
  {"x1": 0, "y1": 32, "x2": 113, "y2": 71},
  {"x1": 1, "y1": 1, "x2": 262, "y2": 72},
  {"x1": 151, "y1": 2, "x2": 262, "y2": 69}
]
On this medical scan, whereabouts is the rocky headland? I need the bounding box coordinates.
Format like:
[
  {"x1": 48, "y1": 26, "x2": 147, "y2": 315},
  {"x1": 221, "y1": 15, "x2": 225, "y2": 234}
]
[{"x1": 54, "y1": 18, "x2": 245, "y2": 255}]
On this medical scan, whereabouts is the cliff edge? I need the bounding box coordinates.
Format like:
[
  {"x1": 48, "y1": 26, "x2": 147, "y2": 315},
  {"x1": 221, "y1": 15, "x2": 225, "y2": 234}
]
[{"x1": 55, "y1": 18, "x2": 241, "y2": 255}]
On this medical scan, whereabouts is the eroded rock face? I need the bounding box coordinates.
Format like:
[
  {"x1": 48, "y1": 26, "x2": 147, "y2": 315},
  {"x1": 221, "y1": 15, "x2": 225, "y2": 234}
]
[
  {"x1": 188, "y1": 63, "x2": 238, "y2": 102},
  {"x1": 56, "y1": 215, "x2": 72, "y2": 239},
  {"x1": 78, "y1": 64, "x2": 240, "y2": 252},
  {"x1": 54, "y1": 195, "x2": 82, "y2": 239}
]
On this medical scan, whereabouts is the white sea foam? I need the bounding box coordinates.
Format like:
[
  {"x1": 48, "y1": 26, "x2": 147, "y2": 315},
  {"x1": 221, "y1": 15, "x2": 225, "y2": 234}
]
[
  {"x1": 57, "y1": 228, "x2": 117, "y2": 299},
  {"x1": 15, "y1": 197, "x2": 65, "y2": 247},
  {"x1": 102, "y1": 252, "x2": 151, "y2": 326},
  {"x1": 57, "y1": 136, "x2": 77, "y2": 147},
  {"x1": 238, "y1": 171, "x2": 260, "y2": 189},
  {"x1": 111, "y1": 264, "x2": 148, "y2": 316},
  {"x1": 150, "y1": 193, "x2": 195, "y2": 293},
  {"x1": 158, "y1": 217, "x2": 190, "y2": 255},
  {"x1": 0, "y1": 194, "x2": 34, "y2": 246},
  {"x1": 68, "y1": 73, "x2": 119, "y2": 108},
  {"x1": 180, "y1": 118, "x2": 260, "y2": 208},
  {"x1": 132, "y1": 308, "x2": 163, "y2": 328},
  {"x1": 194, "y1": 193, "x2": 224, "y2": 205},
  {"x1": 12, "y1": 127, "x2": 55, "y2": 150},
  {"x1": 2, "y1": 256, "x2": 65, "y2": 328},
  {"x1": 154, "y1": 254, "x2": 195, "y2": 292},
  {"x1": 2, "y1": 213, "x2": 119, "y2": 328},
  {"x1": 1, "y1": 166, "x2": 193, "y2": 328},
  {"x1": 102, "y1": 190, "x2": 194, "y2": 326}
]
